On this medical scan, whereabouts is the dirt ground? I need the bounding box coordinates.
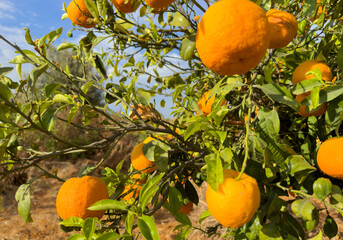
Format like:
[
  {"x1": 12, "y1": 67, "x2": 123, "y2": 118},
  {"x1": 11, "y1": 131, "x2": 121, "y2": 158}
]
[{"x1": 1, "y1": 159, "x2": 343, "y2": 240}]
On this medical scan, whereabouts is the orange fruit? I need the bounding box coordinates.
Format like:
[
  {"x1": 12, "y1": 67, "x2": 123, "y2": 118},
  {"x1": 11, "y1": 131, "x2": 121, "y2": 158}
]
[
  {"x1": 292, "y1": 60, "x2": 333, "y2": 86},
  {"x1": 295, "y1": 92, "x2": 326, "y2": 118},
  {"x1": 178, "y1": 201, "x2": 194, "y2": 215},
  {"x1": 266, "y1": 9, "x2": 298, "y2": 49},
  {"x1": 131, "y1": 140, "x2": 157, "y2": 173},
  {"x1": 317, "y1": 137, "x2": 343, "y2": 179},
  {"x1": 56, "y1": 176, "x2": 109, "y2": 220},
  {"x1": 197, "y1": 90, "x2": 215, "y2": 116},
  {"x1": 145, "y1": 0, "x2": 175, "y2": 10},
  {"x1": 197, "y1": 90, "x2": 226, "y2": 116},
  {"x1": 206, "y1": 169, "x2": 260, "y2": 228},
  {"x1": 310, "y1": 0, "x2": 327, "y2": 22},
  {"x1": 67, "y1": 0, "x2": 96, "y2": 28},
  {"x1": 122, "y1": 174, "x2": 147, "y2": 200},
  {"x1": 196, "y1": 0, "x2": 271, "y2": 76},
  {"x1": 112, "y1": 0, "x2": 140, "y2": 13}
]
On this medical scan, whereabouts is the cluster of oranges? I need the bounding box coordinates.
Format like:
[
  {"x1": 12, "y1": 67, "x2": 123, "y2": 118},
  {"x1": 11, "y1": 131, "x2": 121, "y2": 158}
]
[
  {"x1": 67, "y1": 0, "x2": 176, "y2": 27},
  {"x1": 60, "y1": 0, "x2": 338, "y2": 231}
]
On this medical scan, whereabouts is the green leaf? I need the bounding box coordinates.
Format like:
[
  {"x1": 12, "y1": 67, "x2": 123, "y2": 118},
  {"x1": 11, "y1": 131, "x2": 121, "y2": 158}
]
[
  {"x1": 45, "y1": 83, "x2": 62, "y2": 97},
  {"x1": 308, "y1": 231, "x2": 322, "y2": 240},
  {"x1": 23, "y1": 27, "x2": 35, "y2": 45},
  {"x1": 0, "y1": 82, "x2": 12, "y2": 101},
  {"x1": 81, "y1": 81, "x2": 94, "y2": 95},
  {"x1": 15, "y1": 183, "x2": 33, "y2": 223},
  {"x1": 83, "y1": 218, "x2": 97, "y2": 240},
  {"x1": 41, "y1": 108, "x2": 56, "y2": 131},
  {"x1": 302, "y1": 0, "x2": 317, "y2": 17},
  {"x1": 185, "y1": 180, "x2": 199, "y2": 205},
  {"x1": 174, "y1": 212, "x2": 192, "y2": 226},
  {"x1": 310, "y1": 86, "x2": 320, "y2": 109},
  {"x1": 282, "y1": 212, "x2": 305, "y2": 239},
  {"x1": 337, "y1": 46, "x2": 343, "y2": 71},
  {"x1": 88, "y1": 199, "x2": 127, "y2": 211},
  {"x1": 164, "y1": 187, "x2": 183, "y2": 215},
  {"x1": 39, "y1": 27, "x2": 63, "y2": 46},
  {"x1": 139, "y1": 173, "x2": 164, "y2": 212},
  {"x1": 199, "y1": 210, "x2": 211, "y2": 224},
  {"x1": 125, "y1": 210, "x2": 134, "y2": 234},
  {"x1": 205, "y1": 153, "x2": 223, "y2": 192},
  {"x1": 57, "y1": 42, "x2": 77, "y2": 51},
  {"x1": 259, "y1": 222, "x2": 282, "y2": 240},
  {"x1": 313, "y1": 178, "x2": 332, "y2": 201},
  {"x1": 180, "y1": 34, "x2": 196, "y2": 60},
  {"x1": 136, "y1": 88, "x2": 151, "y2": 106},
  {"x1": 256, "y1": 83, "x2": 299, "y2": 111},
  {"x1": 137, "y1": 215, "x2": 159, "y2": 240},
  {"x1": 291, "y1": 199, "x2": 315, "y2": 221},
  {"x1": 96, "y1": 232, "x2": 121, "y2": 240},
  {"x1": 0, "y1": 67, "x2": 14, "y2": 76},
  {"x1": 85, "y1": 0, "x2": 99, "y2": 21},
  {"x1": 29, "y1": 63, "x2": 49, "y2": 88},
  {"x1": 323, "y1": 215, "x2": 338, "y2": 239},
  {"x1": 184, "y1": 120, "x2": 208, "y2": 140},
  {"x1": 60, "y1": 216, "x2": 84, "y2": 228},
  {"x1": 66, "y1": 234, "x2": 86, "y2": 240},
  {"x1": 169, "y1": 12, "x2": 190, "y2": 28},
  {"x1": 292, "y1": 79, "x2": 324, "y2": 95},
  {"x1": 300, "y1": 85, "x2": 343, "y2": 105},
  {"x1": 286, "y1": 155, "x2": 316, "y2": 184},
  {"x1": 52, "y1": 94, "x2": 73, "y2": 104}
]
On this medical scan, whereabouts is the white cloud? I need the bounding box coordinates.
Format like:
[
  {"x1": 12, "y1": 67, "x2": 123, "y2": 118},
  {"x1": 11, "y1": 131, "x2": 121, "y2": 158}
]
[{"x1": 0, "y1": 1, "x2": 17, "y2": 20}]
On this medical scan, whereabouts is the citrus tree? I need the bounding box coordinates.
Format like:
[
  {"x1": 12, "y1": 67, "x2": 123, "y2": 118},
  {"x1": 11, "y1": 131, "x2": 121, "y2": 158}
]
[{"x1": 1, "y1": 0, "x2": 343, "y2": 239}]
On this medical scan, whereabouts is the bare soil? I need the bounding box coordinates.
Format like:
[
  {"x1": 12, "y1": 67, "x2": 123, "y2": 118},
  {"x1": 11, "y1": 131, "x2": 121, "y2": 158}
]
[{"x1": 1, "y1": 159, "x2": 343, "y2": 240}]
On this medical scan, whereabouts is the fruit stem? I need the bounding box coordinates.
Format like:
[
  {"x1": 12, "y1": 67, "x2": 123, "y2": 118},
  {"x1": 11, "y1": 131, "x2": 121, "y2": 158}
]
[{"x1": 236, "y1": 88, "x2": 252, "y2": 181}]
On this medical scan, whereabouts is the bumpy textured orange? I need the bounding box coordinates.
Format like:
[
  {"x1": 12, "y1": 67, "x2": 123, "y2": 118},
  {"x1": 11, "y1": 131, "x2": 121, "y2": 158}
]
[
  {"x1": 295, "y1": 93, "x2": 326, "y2": 118},
  {"x1": 266, "y1": 9, "x2": 298, "y2": 49},
  {"x1": 67, "y1": 0, "x2": 96, "y2": 28},
  {"x1": 292, "y1": 60, "x2": 333, "y2": 86},
  {"x1": 56, "y1": 176, "x2": 109, "y2": 220},
  {"x1": 317, "y1": 137, "x2": 343, "y2": 179},
  {"x1": 196, "y1": 0, "x2": 271, "y2": 76},
  {"x1": 122, "y1": 174, "x2": 146, "y2": 200},
  {"x1": 178, "y1": 201, "x2": 194, "y2": 215},
  {"x1": 112, "y1": 0, "x2": 140, "y2": 13},
  {"x1": 145, "y1": 0, "x2": 175, "y2": 10},
  {"x1": 131, "y1": 141, "x2": 157, "y2": 173},
  {"x1": 206, "y1": 169, "x2": 260, "y2": 228}
]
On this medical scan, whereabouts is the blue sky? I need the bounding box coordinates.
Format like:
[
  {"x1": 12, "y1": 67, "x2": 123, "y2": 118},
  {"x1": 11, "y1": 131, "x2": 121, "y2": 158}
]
[{"x1": 0, "y1": 0, "x2": 179, "y2": 117}]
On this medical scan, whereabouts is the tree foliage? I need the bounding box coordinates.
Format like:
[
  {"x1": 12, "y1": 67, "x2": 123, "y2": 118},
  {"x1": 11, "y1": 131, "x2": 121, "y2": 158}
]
[{"x1": 0, "y1": 0, "x2": 343, "y2": 239}]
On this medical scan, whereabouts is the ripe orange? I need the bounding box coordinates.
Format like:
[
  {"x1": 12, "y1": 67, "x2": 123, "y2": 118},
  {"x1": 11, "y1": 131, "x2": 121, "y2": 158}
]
[
  {"x1": 145, "y1": 0, "x2": 175, "y2": 10},
  {"x1": 295, "y1": 92, "x2": 326, "y2": 118},
  {"x1": 266, "y1": 9, "x2": 298, "y2": 49},
  {"x1": 56, "y1": 176, "x2": 109, "y2": 220},
  {"x1": 197, "y1": 90, "x2": 226, "y2": 116},
  {"x1": 206, "y1": 169, "x2": 260, "y2": 228},
  {"x1": 196, "y1": 0, "x2": 271, "y2": 76},
  {"x1": 112, "y1": 0, "x2": 140, "y2": 13},
  {"x1": 131, "y1": 140, "x2": 157, "y2": 173},
  {"x1": 292, "y1": 60, "x2": 333, "y2": 86},
  {"x1": 178, "y1": 201, "x2": 193, "y2": 215},
  {"x1": 317, "y1": 137, "x2": 343, "y2": 179},
  {"x1": 67, "y1": 0, "x2": 96, "y2": 28},
  {"x1": 122, "y1": 174, "x2": 146, "y2": 200},
  {"x1": 197, "y1": 90, "x2": 215, "y2": 116}
]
